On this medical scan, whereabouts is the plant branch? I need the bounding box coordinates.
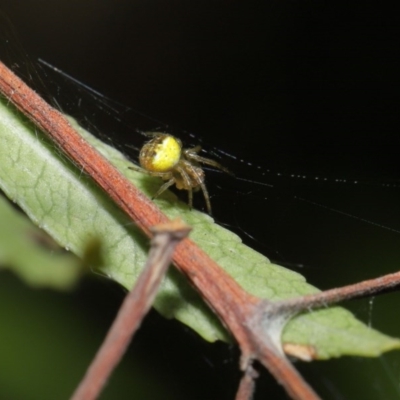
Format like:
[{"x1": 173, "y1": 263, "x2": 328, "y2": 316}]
[{"x1": 274, "y1": 270, "x2": 400, "y2": 315}]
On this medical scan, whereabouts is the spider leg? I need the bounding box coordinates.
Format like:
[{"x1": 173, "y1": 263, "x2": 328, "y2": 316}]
[
  {"x1": 143, "y1": 130, "x2": 165, "y2": 138},
  {"x1": 185, "y1": 152, "x2": 232, "y2": 175},
  {"x1": 181, "y1": 161, "x2": 212, "y2": 214},
  {"x1": 176, "y1": 165, "x2": 194, "y2": 210},
  {"x1": 128, "y1": 164, "x2": 145, "y2": 173},
  {"x1": 128, "y1": 165, "x2": 169, "y2": 178},
  {"x1": 188, "y1": 188, "x2": 193, "y2": 210},
  {"x1": 199, "y1": 180, "x2": 211, "y2": 214},
  {"x1": 152, "y1": 178, "x2": 175, "y2": 200},
  {"x1": 186, "y1": 145, "x2": 202, "y2": 154}
]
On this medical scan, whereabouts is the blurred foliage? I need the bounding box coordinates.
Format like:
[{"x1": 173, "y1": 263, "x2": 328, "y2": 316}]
[{"x1": 0, "y1": 194, "x2": 83, "y2": 289}]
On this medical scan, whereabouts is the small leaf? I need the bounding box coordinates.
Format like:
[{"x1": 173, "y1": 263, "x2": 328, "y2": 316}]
[{"x1": 1, "y1": 97, "x2": 399, "y2": 359}]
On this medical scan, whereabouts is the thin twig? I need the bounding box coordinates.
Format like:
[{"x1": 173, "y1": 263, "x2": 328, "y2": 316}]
[
  {"x1": 70, "y1": 219, "x2": 191, "y2": 400},
  {"x1": 275, "y1": 270, "x2": 400, "y2": 315},
  {"x1": 235, "y1": 365, "x2": 258, "y2": 400}
]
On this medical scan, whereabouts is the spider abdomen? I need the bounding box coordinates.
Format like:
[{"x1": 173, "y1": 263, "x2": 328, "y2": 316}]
[{"x1": 139, "y1": 134, "x2": 182, "y2": 172}]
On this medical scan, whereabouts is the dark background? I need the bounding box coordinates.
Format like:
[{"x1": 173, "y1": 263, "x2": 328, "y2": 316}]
[{"x1": 1, "y1": 1, "x2": 400, "y2": 399}]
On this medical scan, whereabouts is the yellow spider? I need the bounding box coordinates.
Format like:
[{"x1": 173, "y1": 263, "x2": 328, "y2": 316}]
[{"x1": 129, "y1": 132, "x2": 230, "y2": 214}]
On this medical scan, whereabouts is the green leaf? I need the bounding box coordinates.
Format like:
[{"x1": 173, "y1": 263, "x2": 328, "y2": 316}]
[
  {"x1": 1, "y1": 96, "x2": 399, "y2": 359},
  {"x1": 0, "y1": 194, "x2": 83, "y2": 289}
]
